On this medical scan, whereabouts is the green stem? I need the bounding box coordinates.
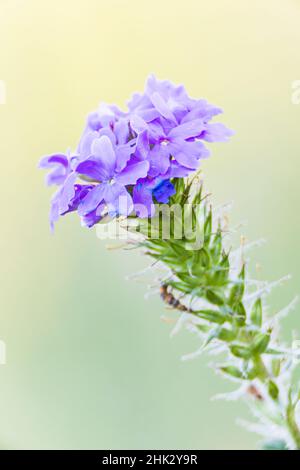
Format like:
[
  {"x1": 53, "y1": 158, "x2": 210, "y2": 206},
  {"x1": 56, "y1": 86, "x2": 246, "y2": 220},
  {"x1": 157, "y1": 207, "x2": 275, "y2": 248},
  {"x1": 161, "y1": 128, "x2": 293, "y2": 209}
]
[
  {"x1": 255, "y1": 356, "x2": 300, "y2": 449},
  {"x1": 287, "y1": 397, "x2": 300, "y2": 449},
  {"x1": 253, "y1": 355, "x2": 269, "y2": 381},
  {"x1": 137, "y1": 180, "x2": 300, "y2": 449}
]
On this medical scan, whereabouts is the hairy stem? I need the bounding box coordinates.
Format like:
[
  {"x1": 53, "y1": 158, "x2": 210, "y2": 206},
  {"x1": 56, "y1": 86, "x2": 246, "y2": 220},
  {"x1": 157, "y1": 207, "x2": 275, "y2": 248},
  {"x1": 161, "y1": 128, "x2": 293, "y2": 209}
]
[{"x1": 136, "y1": 180, "x2": 300, "y2": 449}]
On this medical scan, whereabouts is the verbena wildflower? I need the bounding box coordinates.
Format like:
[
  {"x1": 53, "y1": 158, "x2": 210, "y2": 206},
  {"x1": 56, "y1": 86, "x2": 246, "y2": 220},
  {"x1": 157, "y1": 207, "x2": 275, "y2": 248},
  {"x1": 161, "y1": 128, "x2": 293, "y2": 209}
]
[{"x1": 40, "y1": 76, "x2": 300, "y2": 450}]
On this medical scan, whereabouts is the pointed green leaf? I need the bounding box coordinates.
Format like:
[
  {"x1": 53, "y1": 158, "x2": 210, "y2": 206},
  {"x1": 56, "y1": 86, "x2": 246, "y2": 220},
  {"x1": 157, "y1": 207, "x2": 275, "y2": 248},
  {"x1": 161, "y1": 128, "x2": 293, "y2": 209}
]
[{"x1": 271, "y1": 358, "x2": 281, "y2": 377}]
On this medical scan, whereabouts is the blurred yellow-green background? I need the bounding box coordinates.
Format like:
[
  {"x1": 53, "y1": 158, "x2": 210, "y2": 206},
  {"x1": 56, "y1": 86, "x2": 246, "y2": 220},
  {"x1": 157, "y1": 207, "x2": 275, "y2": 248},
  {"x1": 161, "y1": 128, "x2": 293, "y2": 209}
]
[{"x1": 0, "y1": 0, "x2": 300, "y2": 450}]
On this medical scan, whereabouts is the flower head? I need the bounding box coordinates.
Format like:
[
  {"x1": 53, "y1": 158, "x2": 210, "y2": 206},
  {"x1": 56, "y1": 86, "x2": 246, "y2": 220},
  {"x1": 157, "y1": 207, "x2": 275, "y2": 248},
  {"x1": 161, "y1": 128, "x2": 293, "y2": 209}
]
[{"x1": 39, "y1": 75, "x2": 233, "y2": 228}]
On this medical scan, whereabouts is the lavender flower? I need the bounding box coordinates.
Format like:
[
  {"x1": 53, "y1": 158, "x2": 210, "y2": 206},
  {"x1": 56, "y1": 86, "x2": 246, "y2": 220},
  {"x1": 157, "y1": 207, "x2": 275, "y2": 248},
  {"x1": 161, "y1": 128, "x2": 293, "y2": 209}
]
[
  {"x1": 40, "y1": 75, "x2": 233, "y2": 228},
  {"x1": 130, "y1": 114, "x2": 210, "y2": 177},
  {"x1": 76, "y1": 135, "x2": 149, "y2": 217}
]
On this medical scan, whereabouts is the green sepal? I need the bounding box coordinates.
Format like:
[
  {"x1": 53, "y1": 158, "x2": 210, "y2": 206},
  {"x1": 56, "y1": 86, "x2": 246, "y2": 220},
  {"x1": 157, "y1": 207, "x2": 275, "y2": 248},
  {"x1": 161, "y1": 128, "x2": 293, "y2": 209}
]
[
  {"x1": 195, "y1": 309, "x2": 228, "y2": 324},
  {"x1": 220, "y1": 366, "x2": 245, "y2": 379},
  {"x1": 230, "y1": 343, "x2": 253, "y2": 359},
  {"x1": 268, "y1": 380, "x2": 279, "y2": 400},
  {"x1": 265, "y1": 348, "x2": 284, "y2": 356},
  {"x1": 217, "y1": 327, "x2": 237, "y2": 342},
  {"x1": 213, "y1": 252, "x2": 230, "y2": 286},
  {"x1": 251, "y1": 332, "x2": 271, "y2": 354},
  {"x1": 201, "y1": 326, "x2": 222, "y2": 350},
  {"x1": 250, "y1": 298, "x2": 262, "y2": 328},
  {"x1": 206, "y1": 289, "x2": 225, "y2": 306},
  {"x1": 233, "y1": 301, "x2": 246, "y2": 326},
  {"x1": 228, "y1": 265, "x2": 245, "y2": 307},
  {"x1": 211, "y1": 227, "x2": 222, "y2": 261},
  {"x1": 167, "y1": 240, "x2": 191, "y2": 259},
  {"x1": 192, "y1": 247, "x2": 211, "y2": 271},
  {"x1": 247, "y1": 367, "x2": 259, "y2": 380},
  {"x1": 271, "y1": 358, "x2": 281, "y2": 377},
  {"x1": 204, "y1": 207, "x2": 212, "y2": 245},
  {"x1": 196, "y1": 324, "x2": 211, "y2": 334}
]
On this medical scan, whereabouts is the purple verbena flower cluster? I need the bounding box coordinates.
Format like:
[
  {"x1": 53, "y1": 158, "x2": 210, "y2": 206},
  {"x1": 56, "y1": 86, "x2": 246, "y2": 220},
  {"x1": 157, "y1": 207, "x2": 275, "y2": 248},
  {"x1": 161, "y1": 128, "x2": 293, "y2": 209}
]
[{"x1": 39, "y1": 75, "x2": 233, "y2": 229}]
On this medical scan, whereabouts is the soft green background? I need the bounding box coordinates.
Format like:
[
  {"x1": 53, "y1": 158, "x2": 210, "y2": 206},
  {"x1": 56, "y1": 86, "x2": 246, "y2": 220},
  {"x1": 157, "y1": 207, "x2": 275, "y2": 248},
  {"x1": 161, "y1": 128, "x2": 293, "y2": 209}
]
[{"x1": 0, "y1": 0, "x2": 299, "y2": 450}]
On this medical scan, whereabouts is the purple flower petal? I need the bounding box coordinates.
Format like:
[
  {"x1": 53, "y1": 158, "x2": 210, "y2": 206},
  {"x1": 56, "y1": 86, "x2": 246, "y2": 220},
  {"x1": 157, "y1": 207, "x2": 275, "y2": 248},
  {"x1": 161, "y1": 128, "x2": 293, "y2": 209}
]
[
  {"x1": 153, "y1": 180, "x2": 176, "y2": 204},
  {"x1": 39, "y1": 154, "x2": 68, "y2": 169},
  {"x1": 91, "y1": 136, "x2": 116, "y2": 178},
  {"x1": 81, "y1": 204, "x2": 105, "y2": 227},
  {"x1": 181, "y1": 101, "x2": 222, "y2": 123},
  {"x1": 134, "y1": 130, "x2": 149, "y2": 160},
  {"x1": 58, "y1": 173, "x2": 77, "y2": 213},
  {"x1": 115, "y1": 143, "x2": 135, "y2": 172},
  {"x1": 173, "y1": 151, "x2": 199, "y2": 169},
  {"x1": 115, "y1": 160, "x2": 149, "y2": 186},
  {"x1": 97, "y1": 127, "x2": 117, "y2": 144},
  {"x1": 150, "y1": 92, "x2": 176, "y2": 123},
  {"x1": 103, "y1": 182, "x2": 124, "y2": 203},
  {"x1": 76, "y1": 157, "x2": 108, "y2": 182},
  {"x1": 39, "y1": 153, "x2": 69, "y2": 186},
  {"x1": 87, "y1": 112, "x2": 102, "y2": 131},
  {"x1": 107, "y1": 188, "x2": 134, "y2": 217},
  {"x1": 130, "y1": 114, "x2": 148, "y2": 134},
  {"x1": 114, "y1": 118, "x2": 130, "y2": 145},
  {"x1": 148, "y1": 145, "x2": 170, "y2": 178},
  {"x1": 133, "y1": 182, "x2": 155, "y2": 218},
  {"x1": 201, "y1": 123, "x2": 234, "y2": 142},
  {"x1": 77, "y1": 131, "x2": 100, "y2": 160},
  {"x1": 45, "y1": 166, "x2": 67, "y2": 186},
  {"x1": 138, "y1": 108, "x2": 161, "y2": 122},
  {"x1": 168, "y1": 119, "x2": 205, "y2": 140},
  {"x1": 177, "y1": 139, "x2": 210, "y2": 159},
  {"x1": 164, "y1": 162, "x2": 192, "y2": 178},
  {"x1": 62, "y1": 184, "x2": 94, "y2": 213},
  {"x1": 49, "y1": 189, "x2": 61, "y2": 231},
  {"x1": 78, "y1": 184, "x2": 107, "y2": 216}
]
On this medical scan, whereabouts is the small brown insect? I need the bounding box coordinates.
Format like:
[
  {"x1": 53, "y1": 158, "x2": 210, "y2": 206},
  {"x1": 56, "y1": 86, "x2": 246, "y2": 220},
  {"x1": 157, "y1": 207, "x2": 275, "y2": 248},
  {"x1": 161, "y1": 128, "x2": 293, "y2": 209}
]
[
  {"x1": 160, "y1": 284, "x2": 190, "y2": 312},
  {"x1": 247, "y1": 384, "x2": 264, "y2": 401}
]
